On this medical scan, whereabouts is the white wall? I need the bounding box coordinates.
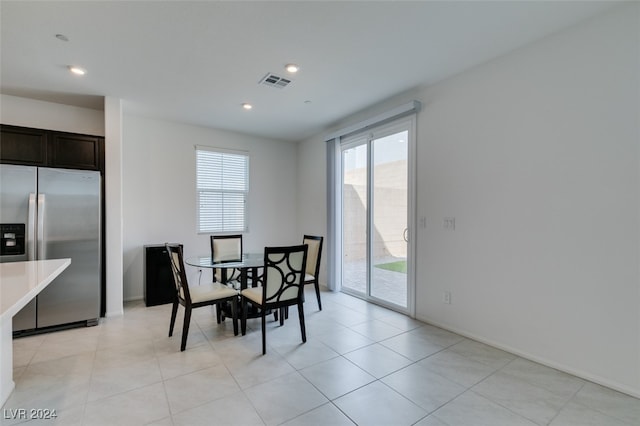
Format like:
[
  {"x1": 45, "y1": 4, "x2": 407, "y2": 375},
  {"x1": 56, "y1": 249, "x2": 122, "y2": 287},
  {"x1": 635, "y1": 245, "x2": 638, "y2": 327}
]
[
  {"x1": 296, "y1": 135, "x2": 328, "y2": 287},
  {"x1": 417, "y1": 3, "x2": 639, "y2": 397},
  {"x1": 104, "y1": 97, "x2": 124, "y2": 317},
  {"x1": 298, "y1": 3, "x2": 640, "y2": 396},
  {"x1": 122, "y1": 115, "x2": 299, "y2": 300},
  {"x1": 0, "y1": 94, "x2": 104, "y2": 135}
]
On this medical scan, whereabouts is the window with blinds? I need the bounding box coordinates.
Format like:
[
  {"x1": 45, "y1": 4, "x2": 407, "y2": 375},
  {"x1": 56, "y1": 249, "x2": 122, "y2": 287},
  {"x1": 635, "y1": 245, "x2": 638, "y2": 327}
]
[{"x1": 196, "y1": 146, "x2": 249, "y2": 233}]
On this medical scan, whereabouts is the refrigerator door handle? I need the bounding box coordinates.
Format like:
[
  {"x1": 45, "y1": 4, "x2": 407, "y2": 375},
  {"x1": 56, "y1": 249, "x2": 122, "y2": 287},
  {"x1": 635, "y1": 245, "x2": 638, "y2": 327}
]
[
  {"x1": 37, "y1": 193, "x2": 46, "y2": 260},
  {"x1": 28, "y1": 192, "x2": 37, "y2": 261}
]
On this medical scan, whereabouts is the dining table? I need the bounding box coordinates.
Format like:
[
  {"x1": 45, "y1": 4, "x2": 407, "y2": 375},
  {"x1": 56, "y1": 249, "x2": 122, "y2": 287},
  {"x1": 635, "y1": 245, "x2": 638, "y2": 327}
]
[
  {"x1": 185, "y1": 253, "x2": 267, "y2": 321},
  {"x1": 185, "y1": 252, "x2": 264, "y2": 290}
]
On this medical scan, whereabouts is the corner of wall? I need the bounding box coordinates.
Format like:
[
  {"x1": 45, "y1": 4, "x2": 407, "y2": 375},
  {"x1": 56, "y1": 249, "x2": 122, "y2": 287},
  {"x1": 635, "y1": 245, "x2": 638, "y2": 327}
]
[{"x1": 104, "y1": 97, "x2": 124, "y2": 317}]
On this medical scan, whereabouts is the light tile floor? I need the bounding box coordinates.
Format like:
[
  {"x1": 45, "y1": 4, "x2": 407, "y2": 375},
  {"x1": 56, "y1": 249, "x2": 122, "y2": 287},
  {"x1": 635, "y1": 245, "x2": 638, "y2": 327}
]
[{"x1": 2, "y1": 288, "x2": 640, "y2": 426}]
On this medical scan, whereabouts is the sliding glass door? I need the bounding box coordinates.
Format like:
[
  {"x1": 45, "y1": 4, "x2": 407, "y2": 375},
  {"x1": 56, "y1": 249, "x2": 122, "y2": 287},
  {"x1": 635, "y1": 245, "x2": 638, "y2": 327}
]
[
  {"x1": 371, "y1": 130, "x2": 409, "y2": 306},
  {"x1": 342, "y1": 141, "x2": 368, "y2": 296},
  {"x1": 341, "y1": 118, "x2": 413, "y2": 311}
]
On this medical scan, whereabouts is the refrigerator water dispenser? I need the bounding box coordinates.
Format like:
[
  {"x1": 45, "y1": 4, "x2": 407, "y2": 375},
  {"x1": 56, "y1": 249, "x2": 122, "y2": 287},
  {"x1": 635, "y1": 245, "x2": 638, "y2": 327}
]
[{"x1": 0, "y1": 223, "x2": 25, "y2": 256}]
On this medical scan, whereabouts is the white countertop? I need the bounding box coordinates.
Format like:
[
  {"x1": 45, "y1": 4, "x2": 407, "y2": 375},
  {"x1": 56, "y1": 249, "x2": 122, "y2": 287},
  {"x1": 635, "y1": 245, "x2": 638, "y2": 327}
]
[
  {"x1": 1, "y1": 258, "x2": 71, "y2": 407},
  {"x1": 0, "y1": 259, "x2": 71, "y2": 322}
]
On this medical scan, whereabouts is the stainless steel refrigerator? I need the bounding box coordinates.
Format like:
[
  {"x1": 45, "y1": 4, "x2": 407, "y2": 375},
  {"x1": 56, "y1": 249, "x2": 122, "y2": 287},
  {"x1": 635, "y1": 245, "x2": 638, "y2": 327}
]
[{"x1": 0, "y1": 164, "x2": 101, "y2": 333}]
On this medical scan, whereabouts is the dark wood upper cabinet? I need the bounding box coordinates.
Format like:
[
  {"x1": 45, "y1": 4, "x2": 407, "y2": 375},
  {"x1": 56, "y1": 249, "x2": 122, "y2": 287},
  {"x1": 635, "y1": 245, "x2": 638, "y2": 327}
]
[
  {"x1": 0, "y1": 125, "x2": 104, "y2": 172},
  {"x1": 50, "y1": 132, "x2": 104, "y2": 171},
  {"x1": 0, "y1": 125, "x2": 48, "y2": 166}
]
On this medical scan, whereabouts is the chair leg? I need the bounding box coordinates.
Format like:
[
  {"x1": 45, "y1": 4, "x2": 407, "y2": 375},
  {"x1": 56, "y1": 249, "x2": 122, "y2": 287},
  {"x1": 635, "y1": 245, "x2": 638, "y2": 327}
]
[
  {"x1": 261, "y1": 310, "x2": 267, "y2": 355},
  {"x1": 216, "y1": 302, "x2": 222, "y2": 324},
  {"x1": 241, "y1": 297, "x2": 247, "y2": 336},
  {"x1": 231, "y1": 297, "x2": 239, "y2": 336},
  {"x1": 181, "y1": 307, "x2": 192, "y2": 351},
  {"x1": 314, "y1": 281, "x2": 322, "y2": 311},
  {"x1": 285, "y1": 306, "x2": 289, "y2": 320},
  {"x1": 169, "y1": 300, "x2": 179, "y2": 337},
  {"x1": 298, "y1": 302, "x2": 306, "y2": 343},
  {"x1": 279, "y1": 307, "x2": 285, "y2": 326}
]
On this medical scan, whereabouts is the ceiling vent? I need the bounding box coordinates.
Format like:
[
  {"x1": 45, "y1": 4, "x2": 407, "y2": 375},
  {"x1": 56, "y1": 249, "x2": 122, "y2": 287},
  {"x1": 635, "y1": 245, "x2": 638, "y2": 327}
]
[{"x1": 259, "y1": 73, "x2": 292, "y2": 89}]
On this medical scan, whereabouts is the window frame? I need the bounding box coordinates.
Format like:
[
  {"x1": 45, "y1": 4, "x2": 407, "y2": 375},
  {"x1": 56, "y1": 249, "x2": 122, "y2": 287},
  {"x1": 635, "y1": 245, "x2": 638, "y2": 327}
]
[{"x1": 195, "y1": 145, "x2": 250, "y2": 234}]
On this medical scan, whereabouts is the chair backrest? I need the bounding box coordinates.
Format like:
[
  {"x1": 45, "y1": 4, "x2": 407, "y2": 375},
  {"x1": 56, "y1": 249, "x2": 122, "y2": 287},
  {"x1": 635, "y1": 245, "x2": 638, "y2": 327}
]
[
  {"x1": 302, "y1": 235, "x2": 323, "y2": 278},
  {"x1": 166, "y1": 243, "x2": 190, "y2": 303},
  {"x1": 262, "y1": 244, "x2": 308, "y2": 304},
  {"x1": 211, "y1": 235, "x2": 243, "y2": 263}
]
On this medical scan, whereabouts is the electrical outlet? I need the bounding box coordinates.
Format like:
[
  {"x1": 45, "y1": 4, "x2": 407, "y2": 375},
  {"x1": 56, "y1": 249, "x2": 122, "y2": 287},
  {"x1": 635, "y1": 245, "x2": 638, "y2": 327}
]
[
  {"x1": 443, "y1": 291, "x2": 451, "y2": 304},
  {"x1": 443, "y1": 217, "x2": 455, "y2": 231}
]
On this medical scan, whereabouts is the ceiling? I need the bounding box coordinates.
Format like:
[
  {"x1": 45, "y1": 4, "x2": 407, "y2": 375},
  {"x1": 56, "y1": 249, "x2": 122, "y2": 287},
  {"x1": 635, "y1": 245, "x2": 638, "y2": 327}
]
[{"x1": 0, "y1": 1, "x2": 616, "y2": 142}]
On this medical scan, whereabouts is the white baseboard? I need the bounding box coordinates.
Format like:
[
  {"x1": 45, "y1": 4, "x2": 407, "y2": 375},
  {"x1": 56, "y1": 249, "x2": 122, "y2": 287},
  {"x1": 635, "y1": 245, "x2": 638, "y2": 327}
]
[{"x1": 104, "y1": 308, "x2": 124, "y2": 318}]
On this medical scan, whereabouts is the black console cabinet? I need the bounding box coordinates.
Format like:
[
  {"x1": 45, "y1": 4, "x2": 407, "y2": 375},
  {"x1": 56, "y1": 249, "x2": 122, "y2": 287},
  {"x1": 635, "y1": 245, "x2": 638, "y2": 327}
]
[{"x1": 144, "y1": 245, "x2": 178, "y2": 307}]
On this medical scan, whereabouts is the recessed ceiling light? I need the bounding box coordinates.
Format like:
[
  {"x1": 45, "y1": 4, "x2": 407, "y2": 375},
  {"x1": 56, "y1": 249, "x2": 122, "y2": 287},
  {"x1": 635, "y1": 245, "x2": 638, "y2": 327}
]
[
  {"x1": 285, "y1": 64, "x2": 300, "y2": 73},
  {"x1": 68, "y1": 66, "x2": 86, "y2": 76},
  {"x1": 242, "y1": 103, "x2": 253, "y2": 110}
]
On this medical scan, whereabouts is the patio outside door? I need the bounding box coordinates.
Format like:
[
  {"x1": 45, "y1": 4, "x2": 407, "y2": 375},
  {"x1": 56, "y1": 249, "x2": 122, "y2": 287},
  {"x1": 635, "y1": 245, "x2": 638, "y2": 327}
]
[{"x1": 341, "y1": 119, "x2": 412, "y2": 311}]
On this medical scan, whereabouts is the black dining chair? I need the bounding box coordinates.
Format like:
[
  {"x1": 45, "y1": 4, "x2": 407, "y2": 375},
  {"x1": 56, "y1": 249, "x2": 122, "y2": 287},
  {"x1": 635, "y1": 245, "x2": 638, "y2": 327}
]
[
  {"x1": 302, "y1": 235, "x2": 324, "y2": 310},
  {"x1": 280, "y1": 235, "x2": 325, "y2": 323},
  {"x1": 166, "y1": 244, "x2": 239, "y2": 351},
  {"x1": 210, "y1": 234, "x2": 243, "y2": 286},
  {"x1": 240, "y1": 244, "x2": 308, "y2": 355}
]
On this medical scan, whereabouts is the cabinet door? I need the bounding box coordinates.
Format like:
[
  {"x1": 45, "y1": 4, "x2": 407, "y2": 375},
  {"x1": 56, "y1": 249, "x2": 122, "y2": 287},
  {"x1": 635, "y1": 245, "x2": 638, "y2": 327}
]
[
  {"x1": 50, "y1": 132, "x2": 104, "y2": 171},
  {"x1": 0, "y1": 125, "x2": 48, "y2": 166}
]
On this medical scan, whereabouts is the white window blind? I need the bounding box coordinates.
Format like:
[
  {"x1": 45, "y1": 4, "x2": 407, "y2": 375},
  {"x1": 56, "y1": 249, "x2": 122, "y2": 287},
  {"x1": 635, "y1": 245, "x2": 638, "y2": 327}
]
[{"x1": 196, "y1": 146, "x2": 249, "y2": 233}]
